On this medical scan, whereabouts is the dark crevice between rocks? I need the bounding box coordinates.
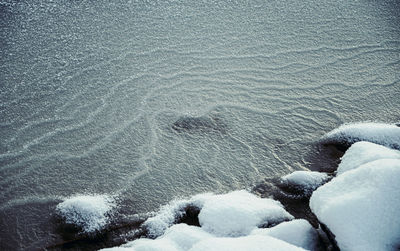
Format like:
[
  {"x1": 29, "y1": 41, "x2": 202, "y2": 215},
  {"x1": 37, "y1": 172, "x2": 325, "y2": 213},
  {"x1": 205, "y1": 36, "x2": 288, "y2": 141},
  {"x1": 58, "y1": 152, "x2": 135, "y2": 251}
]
[{"x1": 175, "y1": 204, "x2": 201, "y2": 227}]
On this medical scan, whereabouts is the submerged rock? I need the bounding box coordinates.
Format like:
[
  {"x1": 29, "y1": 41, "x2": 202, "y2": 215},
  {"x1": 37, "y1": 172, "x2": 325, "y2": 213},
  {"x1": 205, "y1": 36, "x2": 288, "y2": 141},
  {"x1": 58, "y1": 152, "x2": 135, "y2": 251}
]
[{"x1": 172, "y1": 115, "x2": 226, "y2": 133}]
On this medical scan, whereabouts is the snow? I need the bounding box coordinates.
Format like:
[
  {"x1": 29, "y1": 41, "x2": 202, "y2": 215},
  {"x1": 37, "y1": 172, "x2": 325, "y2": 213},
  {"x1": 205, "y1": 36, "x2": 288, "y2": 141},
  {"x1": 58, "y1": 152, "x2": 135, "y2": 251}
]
[
  {"x1": 250, "y1": 219, "x2": 319, "y2": 251},
  {"x1": 198, "y1": 190, "x2": 293, "y2": 237},
  {"x1": 103, "y1": 225, "x2": 306, "y2": 251},
  {"x1": 110, "y1": 224, "x2": 212, "y2": 251},
  {"x1": 189, "y1": 235, "x2": 306, "y2": 251},
  {"x1": 101, "y1": 191, "x2": 300, "y2": 251},
  {"x1": 56, "y1": 194, "x2": 115, "y2": 233},
  {"x1": 281, "y1": 171, "x2": 329, "y2": 192},
  {"x1": 143, "y1": 193, "x2": 210, "y2": 237},
  {"x1": 337, "y1": 141, "x2": 400, "y2": 175},
  {"x1": 143, "y1": 190, "x2": 293, "y2": 238},
  {"x1": 310, "y1": 158, "x2": 400, "y2": 251},
  {"x1": 321, "y1": 122, "x2": 400, "y2": 149}
]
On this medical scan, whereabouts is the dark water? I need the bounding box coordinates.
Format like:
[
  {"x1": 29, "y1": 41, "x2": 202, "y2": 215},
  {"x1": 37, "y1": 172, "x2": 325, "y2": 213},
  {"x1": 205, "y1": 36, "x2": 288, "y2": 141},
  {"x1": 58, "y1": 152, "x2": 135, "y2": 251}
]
[{"x1": 0, "y1": 0, "x2": 399, "y2": 249}]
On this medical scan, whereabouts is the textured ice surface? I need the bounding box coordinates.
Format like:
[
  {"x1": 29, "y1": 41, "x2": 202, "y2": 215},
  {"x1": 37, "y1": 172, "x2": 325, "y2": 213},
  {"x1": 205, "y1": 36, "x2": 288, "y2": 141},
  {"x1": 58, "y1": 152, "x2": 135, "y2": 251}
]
[
  {"x1": 250, "y1": 219, "x2": 319, "y2": 250},
  {"x1": 281, "y1": 171, "x2": 329, "y2": 192},
  {"x1": 56, "y1": 195, "x2": 114, "y2": 233},
  {"x1": 337, "y1": 141, "x2": 400, "y2": 175},
  {"x1": 321, "y1": 122, "x2": 400, "y2": 149},
  {"x1": 310, "y1": 158, "x2": 400, "y2": 251}
]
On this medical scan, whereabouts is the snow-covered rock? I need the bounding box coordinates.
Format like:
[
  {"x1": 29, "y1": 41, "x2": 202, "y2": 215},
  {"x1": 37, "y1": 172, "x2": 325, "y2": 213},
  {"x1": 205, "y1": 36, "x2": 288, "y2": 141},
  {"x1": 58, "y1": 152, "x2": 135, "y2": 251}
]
[
  {"x1": 102, "y1": 191, "x2": 300, "y2": 251},
  {"x1": 103, "y1": 224, "x2": 306, "y2": 251},
  {"x1": 189, "y1": 234, "x2": 306, "y2": 251},
  {"x1": 337, "y1": 141, "x2": 400, "y2": 175},
  {"x1": 143, "y1": 193, "x2": 210, "y2": 237},
  {"x1": 198, "y1": 190, "x2": 293, "y2": 237},
  {"x1": 250, "y1": 219, "x2": 319, "y2": 250},
  {"x1": 321, "y1": 122, "x2": 400, "y2": 149},
  {"x1": 112, "y1": 224, "x2": 212, "y2": 251},
  {"x1": 310, "y1": 158, "x2": 400, "y2": 251},
  {"x1": 281, "y1": 171, "x2": 330, "y2": 194},
  {"x1": 56, "y1": 194, "x2": 115, "y2": 233}
]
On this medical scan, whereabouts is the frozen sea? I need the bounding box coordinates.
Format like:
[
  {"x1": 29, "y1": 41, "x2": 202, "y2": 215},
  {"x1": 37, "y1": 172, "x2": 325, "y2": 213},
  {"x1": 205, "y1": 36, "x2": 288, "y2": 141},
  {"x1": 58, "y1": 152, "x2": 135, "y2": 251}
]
[{"x1": 0, "y1": 0, "x2": 399, "y2": 249}]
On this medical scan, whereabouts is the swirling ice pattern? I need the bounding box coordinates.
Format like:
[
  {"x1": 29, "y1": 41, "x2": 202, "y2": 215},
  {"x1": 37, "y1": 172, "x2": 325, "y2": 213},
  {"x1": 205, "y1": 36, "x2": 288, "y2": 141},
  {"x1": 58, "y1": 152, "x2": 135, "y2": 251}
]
[{"x1": 0, "y1": 0, "x2": 399, "y2": 249}]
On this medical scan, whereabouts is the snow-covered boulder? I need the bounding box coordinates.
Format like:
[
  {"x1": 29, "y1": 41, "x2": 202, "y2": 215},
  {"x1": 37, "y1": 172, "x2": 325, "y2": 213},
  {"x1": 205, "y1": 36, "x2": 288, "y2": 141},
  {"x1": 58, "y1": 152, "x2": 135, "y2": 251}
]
[
  {"x1": 280, "y1": 171, "x2": 330, "y2": 195},
  {"x1": 198, "y1": 190, "x2": 293, "y2": 237},
  {"x1": 102, "y1": 191, "x2": 300, "y2": 251},
  {"x1": 189, "y1": 235, "x2": 306, "y2": 251},
  {"x1": 251, "y1": 219, "x2": 319, "y2": 250},
  {"x1": 310, "y1": 158, "x2": 400, "y2": 251},
  {"x1": 321, "y1": 122, "x2": 400, "y2": 149},
  {"x1": 56, "y1": 194, "x2": 115, "y2": 233},
  {"x1": 337, "y1": 141, "x2": 400, "y2": 175}
]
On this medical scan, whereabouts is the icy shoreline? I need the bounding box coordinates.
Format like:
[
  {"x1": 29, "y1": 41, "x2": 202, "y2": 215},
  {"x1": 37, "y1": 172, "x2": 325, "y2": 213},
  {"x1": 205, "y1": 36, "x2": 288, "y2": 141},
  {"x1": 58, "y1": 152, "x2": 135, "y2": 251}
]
[{"x1": 55, "y1": 122, "x2": 400, "y2": 250}]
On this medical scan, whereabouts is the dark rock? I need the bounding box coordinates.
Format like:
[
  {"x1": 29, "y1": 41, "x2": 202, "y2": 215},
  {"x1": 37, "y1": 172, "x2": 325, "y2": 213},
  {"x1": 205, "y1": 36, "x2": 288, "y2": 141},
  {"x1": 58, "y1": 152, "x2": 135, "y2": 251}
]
[{"x1": 172, "y1": 115, "x2": 226, "y2": 133}]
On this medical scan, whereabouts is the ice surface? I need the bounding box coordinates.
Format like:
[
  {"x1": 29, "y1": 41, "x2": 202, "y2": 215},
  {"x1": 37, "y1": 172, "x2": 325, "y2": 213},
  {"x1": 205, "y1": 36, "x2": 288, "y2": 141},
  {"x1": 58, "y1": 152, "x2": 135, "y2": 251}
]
[
  {"x1": 281, "y1": 171, "x2": 329, "y2": 192},
  {"x1": 337, "y1": 141, "x2": 400, "y2": 175},
  {"x1": 250, "y1": 219, "x2": 319, "y2": 250},
  {"x1": 198, "y1": 190, "x2": 293, "y2": 237},
  {"x1": 310, "y1": 158, "x2": 400, "y2": 251},
  {"x1": 321, "y1": 122, "x2": 400, "y2": 149},
  {"x1": 56, "y1": 195, "x2": 114, "y2": 233}
]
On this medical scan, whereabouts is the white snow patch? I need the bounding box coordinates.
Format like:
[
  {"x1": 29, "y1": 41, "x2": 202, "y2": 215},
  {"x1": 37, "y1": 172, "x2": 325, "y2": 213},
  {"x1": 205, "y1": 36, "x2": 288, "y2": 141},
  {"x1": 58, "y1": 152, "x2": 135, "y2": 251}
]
[
  {"x1": 251, "y1": 219, "x2": 319, "y2": 251},
  {"x1": 103, "y1": 225, "x2": 306, "y2": 251},
  {"x1": 102, "y1": 191, "x2": 299, "y2": 251},
  {"x1": 111, "y1": 224, "x2": 212, "y2": 251},
  {"x1": 198, "y1": 190, "x2": 293, "y2": 237},
  {"x1": 189, "y1": 235, "x2": 306, "y2": 251},
  {"x1": 56, "y1": 194, "x2": 115, "y2": 233},
  {"x1": 281, "y1": 171, "x2": 330, "y2": 192},
  {"x1": 337, "y1": 141, "x2": 400, "y2": 175},
  {"x1": 310, "y1": 158, "x2": 400, "y2": 251},
  {"x1": 321, "y1": 122, "x2": 400, "y2": 149}
]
